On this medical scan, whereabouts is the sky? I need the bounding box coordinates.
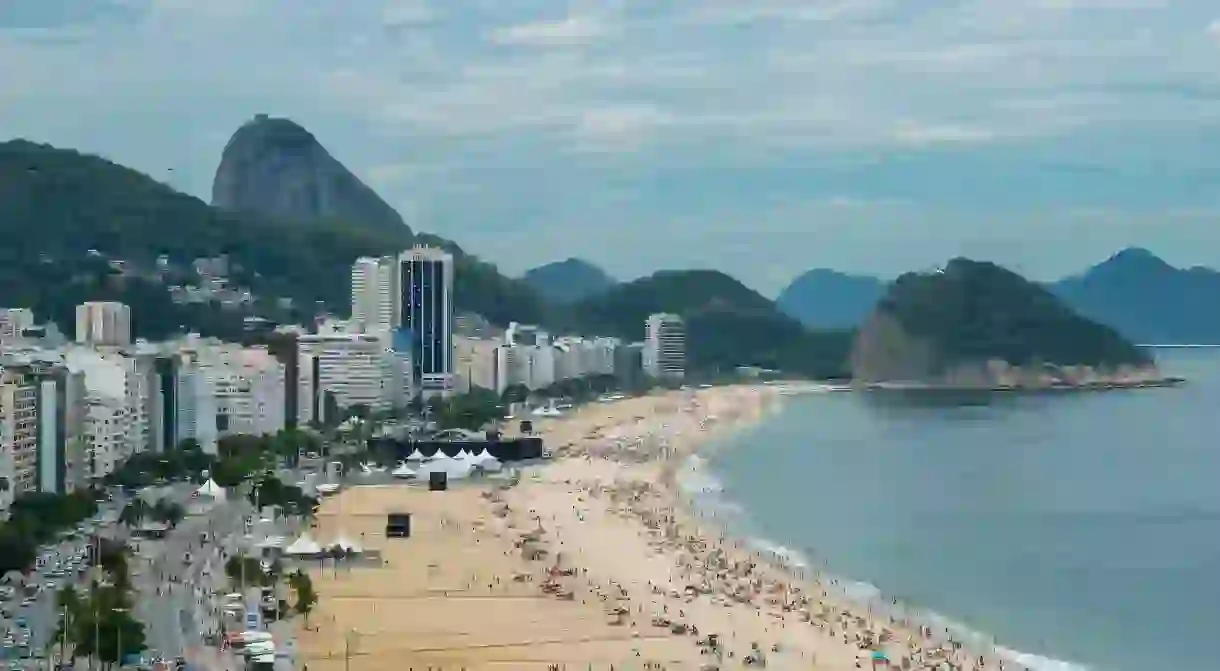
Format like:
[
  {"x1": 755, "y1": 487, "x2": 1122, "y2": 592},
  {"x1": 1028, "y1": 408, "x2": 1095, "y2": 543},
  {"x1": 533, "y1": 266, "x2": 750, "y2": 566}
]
[{"x1": 4, "y1": 0, "x2": 1220, "y2": 295}]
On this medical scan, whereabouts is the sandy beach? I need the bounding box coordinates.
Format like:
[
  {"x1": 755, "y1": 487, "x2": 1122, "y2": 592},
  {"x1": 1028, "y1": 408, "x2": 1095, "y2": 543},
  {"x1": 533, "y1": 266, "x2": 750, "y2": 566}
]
[{"x1": 295, "y1": 385, "x2": 1019, "y2": 670}]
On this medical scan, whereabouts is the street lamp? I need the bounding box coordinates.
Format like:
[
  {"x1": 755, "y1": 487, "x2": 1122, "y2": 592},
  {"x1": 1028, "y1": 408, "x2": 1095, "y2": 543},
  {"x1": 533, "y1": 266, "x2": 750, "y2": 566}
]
[
  {"x1": 112, "y1": 607, "x2": 128, "y2": 669},
  {"x1": 344, "y1": 628, "x2": 359, "y2": 671}
]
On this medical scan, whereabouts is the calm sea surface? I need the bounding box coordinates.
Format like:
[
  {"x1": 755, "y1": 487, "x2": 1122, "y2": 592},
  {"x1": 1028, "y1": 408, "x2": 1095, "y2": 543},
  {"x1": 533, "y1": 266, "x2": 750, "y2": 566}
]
[{"x1": 707, "y1": 349, "x2": 1220, "y2": 671}]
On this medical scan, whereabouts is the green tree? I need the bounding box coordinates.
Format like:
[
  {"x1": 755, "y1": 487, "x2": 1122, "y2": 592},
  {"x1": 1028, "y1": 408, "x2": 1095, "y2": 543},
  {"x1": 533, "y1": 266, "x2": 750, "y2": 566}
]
[
  {"x1": 118, "y1": 499, "x2": 147, "y2": 527},
  {"x1": 288, "y1": 570, "x2": 318, "y2": 627},
  {"x1": 499, "y1": 384, "x2": 531, "y2": 405},
  {"x1": 225, "y1": 555, "x2": 274, "y2": 587},
  {"x1": 60, "y1": 580, "x2": 145, "y2": 666},
  {"x1": 150, "y1": 499, "x2": 186, "y2": 528},
  {"x1": 0, "y1": 525, "x2": 36, "y2": 573}
]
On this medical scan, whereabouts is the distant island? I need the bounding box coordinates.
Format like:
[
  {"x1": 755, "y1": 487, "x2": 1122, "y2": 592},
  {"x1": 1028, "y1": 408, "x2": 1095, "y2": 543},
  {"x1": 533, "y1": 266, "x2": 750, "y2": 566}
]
[{"x1": 849, "y1": 259, "x2": 1183, "y2": 390}]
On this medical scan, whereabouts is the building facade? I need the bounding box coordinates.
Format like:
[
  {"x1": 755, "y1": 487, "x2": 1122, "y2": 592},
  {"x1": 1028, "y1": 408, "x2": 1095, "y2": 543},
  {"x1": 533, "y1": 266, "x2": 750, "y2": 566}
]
[
  {"x1": 0, "y1": 365, "x2": 39, "y2": 506},
  {"x1": 297, "y1": 331, "x2": 396, "y2": 423},
  {"x1": 396, "y1": 247, "x2": 455, "y2": 398},
  {"x1": 644, "y1": 313, "x2": 686, "y2": 380},
  {"x1": 350, "y1": 256, "x2": 397, "y2": 336},
  {"x1": 75, "y1": 302, "x2": 132, "y2": 347},
  {"x1": 0, "y1": 309, "x2": 35, "y2": 344}
]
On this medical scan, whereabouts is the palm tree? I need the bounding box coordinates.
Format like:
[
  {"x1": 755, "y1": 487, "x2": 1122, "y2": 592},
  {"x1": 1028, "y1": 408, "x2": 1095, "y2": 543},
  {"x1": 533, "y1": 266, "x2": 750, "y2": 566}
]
[{"x1": 117, "y1": 500, "x2": 147, "y2": 527}]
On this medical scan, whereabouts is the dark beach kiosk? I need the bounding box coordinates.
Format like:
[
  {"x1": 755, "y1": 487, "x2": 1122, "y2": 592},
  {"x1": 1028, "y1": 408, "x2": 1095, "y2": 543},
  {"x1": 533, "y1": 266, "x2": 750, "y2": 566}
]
[
  {"x1": 385, "y1": 512, "x2": 411, "y2": 538},
  {"x1": 428, "y1": 471, "x2": 448, "y2": 491}
]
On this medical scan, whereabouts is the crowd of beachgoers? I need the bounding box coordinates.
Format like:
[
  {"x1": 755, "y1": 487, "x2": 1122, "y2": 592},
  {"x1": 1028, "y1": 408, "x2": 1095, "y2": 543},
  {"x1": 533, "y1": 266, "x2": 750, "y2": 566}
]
[{"x1": 294, "y1": 385, "x2": 1023, "y2": 670}]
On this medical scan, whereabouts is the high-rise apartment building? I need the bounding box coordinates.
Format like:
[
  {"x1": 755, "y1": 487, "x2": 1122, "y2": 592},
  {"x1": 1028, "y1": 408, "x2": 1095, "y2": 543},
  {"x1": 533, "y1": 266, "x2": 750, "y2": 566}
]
[
  {"x1": 0, "y1": 308, "x2": 35, "y2": 343},
  {"x1": 396, "y1": 246, "x2": 455, "y2": 398},
  {"x1": 644, "y1": 313, "x2": 686, "y2": 380},
  {"x1": 75, "y1": 302, "x2": 132, "y2": 347},
  {"x1": 350, "y1": 256, "x2": 397, "y2": 336},
  {"x1": 0, "y1": 365, "x2": 39, "y2": 506},
  {"x1": 297, "y1": 331, "x2": 396, "y2": 424},
  {"x1": 30, "y1": 362, "x2": 87, "y2": 495}
]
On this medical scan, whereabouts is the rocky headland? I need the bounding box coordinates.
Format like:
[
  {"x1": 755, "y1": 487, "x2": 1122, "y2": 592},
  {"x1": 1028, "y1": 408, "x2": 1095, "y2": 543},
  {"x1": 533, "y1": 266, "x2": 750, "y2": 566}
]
[{"x1": 849, "y1": 258, "x2": 1183, "y2": 390}]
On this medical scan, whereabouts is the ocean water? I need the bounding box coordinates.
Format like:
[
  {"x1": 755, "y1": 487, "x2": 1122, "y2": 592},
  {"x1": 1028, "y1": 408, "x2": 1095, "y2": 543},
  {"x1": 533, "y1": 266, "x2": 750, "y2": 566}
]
[{"x1": 696, "y1": 349, "x2": 1220, "y2": 671}]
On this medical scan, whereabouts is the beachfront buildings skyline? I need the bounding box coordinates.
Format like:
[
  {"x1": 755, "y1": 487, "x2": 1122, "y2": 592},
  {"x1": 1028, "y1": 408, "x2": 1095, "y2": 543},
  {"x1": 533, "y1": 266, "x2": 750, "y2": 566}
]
[{"x1": 644, "y1": 313, "x2": 686, "y2": 380}]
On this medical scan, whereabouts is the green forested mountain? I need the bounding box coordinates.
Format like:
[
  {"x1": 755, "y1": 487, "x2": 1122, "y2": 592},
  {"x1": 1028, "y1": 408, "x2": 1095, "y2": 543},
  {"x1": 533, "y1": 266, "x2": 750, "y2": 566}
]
[
  {"x1": 861, "y1": 258, "x2": 1150, "y2": 375},
  {"x1": 569, "y1": 270, "x2": 853, "y2": 378},
  {"x1": 0, "y1": 140, "x2": 547, "y2": 337},
  {"x1": 521, "y1": 258, "x2": 617, "y2": 304}
]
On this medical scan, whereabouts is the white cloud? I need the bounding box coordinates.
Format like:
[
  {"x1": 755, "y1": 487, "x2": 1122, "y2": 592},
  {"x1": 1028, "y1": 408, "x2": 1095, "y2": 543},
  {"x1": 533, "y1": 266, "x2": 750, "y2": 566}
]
[
  {"x1": 488, "y1": 15, "x2": 607, "y2": 47},
  {"x1": 3, "y1": 0, "x2": 1220, "y2": 284},
  {"x1": 892, "y1": 122, "x2": 997, "y2": 147},
  {"x1": 381, "y1": 0, "x2": 435, "y2": 27}
]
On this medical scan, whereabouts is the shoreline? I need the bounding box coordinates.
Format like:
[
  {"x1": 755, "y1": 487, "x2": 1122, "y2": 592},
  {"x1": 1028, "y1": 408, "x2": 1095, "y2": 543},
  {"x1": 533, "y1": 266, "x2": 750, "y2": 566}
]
[
  {"x1": 526, "y1": 384, "x2": 1033, "y2": 670},
  {"x1": 295, "y1": 385, "x2": 1041, "y2": 669}
]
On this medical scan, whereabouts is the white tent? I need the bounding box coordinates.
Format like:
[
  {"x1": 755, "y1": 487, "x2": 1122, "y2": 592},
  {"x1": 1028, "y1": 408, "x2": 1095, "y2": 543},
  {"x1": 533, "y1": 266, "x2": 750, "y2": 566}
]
[
  {"x1": 454, "y1": 449, "x2": 472, "y2": 461},
  {"x1": 405, "y1": 448, "x2": 426, "y2": 461},
  {"x1": 391, "y1": 463, "x2": 417, "y2": 479},
  {"x1": 475, "y1": 455, "x2": 503, "y2": 473},
  {"x1": 196, "y1": 479, "x2": 226, "y2": 500},
  {"x1": 255, "y1": 535, "x2": 286, "y2": 550},
  {"x1": 284, "y1": 533, "x2": 323, "y2": 556},
  {"x1": 331, "y1": 532, "x2": 361, "y2": 553}
]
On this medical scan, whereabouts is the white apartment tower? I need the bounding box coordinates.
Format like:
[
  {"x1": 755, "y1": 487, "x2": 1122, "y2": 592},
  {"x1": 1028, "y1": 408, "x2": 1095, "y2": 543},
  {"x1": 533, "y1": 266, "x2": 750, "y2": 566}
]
[
  {"x1": 0, "y1": 308, "x2": 35, "y2": 343},
  {"x1": 397, "y1": 246, "x2": 455, "y2": 398},
  {"x1": 296, "y1": 332, "x2": 396, "y2": 423},
  {"x1": 350, "y1": 256, "x2": 397, "y2": 336},
  {"x1": 75, "y1": 302, "x2": 132, "y2": 347},
  {"x1": 644, "y1": 313, "x2": 686, "y2": 380}
]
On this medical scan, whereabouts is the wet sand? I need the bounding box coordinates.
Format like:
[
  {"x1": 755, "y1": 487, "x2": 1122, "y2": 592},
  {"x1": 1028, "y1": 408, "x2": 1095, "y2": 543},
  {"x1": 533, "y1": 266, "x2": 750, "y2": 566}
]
[{"x1": 296, "y1": 385, "x2": 1019, "y2": 670}]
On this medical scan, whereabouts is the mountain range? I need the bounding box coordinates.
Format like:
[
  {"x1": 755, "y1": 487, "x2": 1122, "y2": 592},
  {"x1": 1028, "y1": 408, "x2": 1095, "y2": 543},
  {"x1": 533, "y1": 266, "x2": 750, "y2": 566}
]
[
  {"x1": 526, "y1": 248, "x2": 1220, "y2": 345},
  {"x1": 0, "y1": 117, "x2": 848, "y2": 376},
  {"x1": 2, "y1": 111, "x2": 1212, "y2": 384}
]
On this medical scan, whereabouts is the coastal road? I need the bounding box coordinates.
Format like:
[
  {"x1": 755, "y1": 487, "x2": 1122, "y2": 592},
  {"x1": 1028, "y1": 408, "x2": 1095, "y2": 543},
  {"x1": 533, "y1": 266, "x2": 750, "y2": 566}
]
[
  {"x1": 130, "y1": 479, "x2": 306, "y2": 670},
  {"x1": 7, "y1": 501, "x2": 125, "y2": 662},
  {"x1": 131, "y1": 489, "x2": 254, "y2": 661}
]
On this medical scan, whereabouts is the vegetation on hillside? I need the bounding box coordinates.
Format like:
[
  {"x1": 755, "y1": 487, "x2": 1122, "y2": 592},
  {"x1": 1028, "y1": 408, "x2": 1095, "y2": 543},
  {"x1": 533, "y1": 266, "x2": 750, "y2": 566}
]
[
  {"x1": 569, "y1": 270, "x2": 853, "y2": 378},
  {"x1": 0, "y1": 140, "x2": 547, "y2": 336},
  {"x1": 879, "y1": 258, "x2": 1151, "y2": 368},
  {"x1": 521, "y1": 258, "x2": 617, "y2": 304}
]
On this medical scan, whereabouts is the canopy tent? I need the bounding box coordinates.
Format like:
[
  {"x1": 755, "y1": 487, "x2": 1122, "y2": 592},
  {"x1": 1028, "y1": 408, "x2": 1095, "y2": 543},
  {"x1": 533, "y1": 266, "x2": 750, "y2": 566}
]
[
  {"x1": 454, "y1": 449, "x2": 473, "y2": 461},
  {"x1": 391, "y1": 463, "x2": 417, "y2": 479},
  {"x1": 474, "y1": 454, "x2": 503, "y2": 472},
  {"x1": 331, "y1": 532, "x2": 362, "y2": 553},
  {"x1": 196, "y1": 479, "x2": 226, "y2": 500},
  {"x1": 405, "y1": 448, "x2": 426, "y2": 462},
  {"x1": 472, "y1": 448, "x2": 490, "y2": 460},
  {"x1": 255, "y1": 536, "x2": 286, "y2": 550},
  {"x1": 284, "y1": 533, "x2": 323, "y2": 556}
]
